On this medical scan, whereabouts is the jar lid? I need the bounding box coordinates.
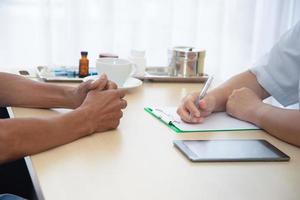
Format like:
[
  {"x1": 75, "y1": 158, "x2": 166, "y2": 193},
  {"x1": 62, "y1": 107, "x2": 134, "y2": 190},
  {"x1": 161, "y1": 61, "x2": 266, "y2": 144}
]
[
  {"x1": 171, "y1": 46, "x2": 205, "y2": 58},
  {"x1": 172, "y1": 46, "x2": 205, "y2": 52},
  {"x1": 99, "y1": 53, "x2": 118, "y2": 58},
  {"x1": 81, "y1": 51, "x2": 88, "y2": 56}
]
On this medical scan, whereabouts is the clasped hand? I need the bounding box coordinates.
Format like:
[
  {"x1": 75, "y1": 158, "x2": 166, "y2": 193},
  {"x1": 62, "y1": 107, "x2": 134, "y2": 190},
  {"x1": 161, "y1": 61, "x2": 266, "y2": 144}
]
[{"x1": 71, "y1": 74, "x2": 127, "y2": 133}]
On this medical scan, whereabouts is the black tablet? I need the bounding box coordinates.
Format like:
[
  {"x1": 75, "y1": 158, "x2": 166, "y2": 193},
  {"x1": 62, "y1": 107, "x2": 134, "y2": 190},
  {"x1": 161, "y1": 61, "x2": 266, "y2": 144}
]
[{"x1": 173, "y1": 139, "x2": 290, "y2": 162}]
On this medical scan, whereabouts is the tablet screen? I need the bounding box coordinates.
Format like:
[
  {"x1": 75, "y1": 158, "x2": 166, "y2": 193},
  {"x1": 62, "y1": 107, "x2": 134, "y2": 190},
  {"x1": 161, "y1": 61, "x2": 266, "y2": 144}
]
[{"x1": 174, "y1": 140, "x2": 290, "y2": 162}]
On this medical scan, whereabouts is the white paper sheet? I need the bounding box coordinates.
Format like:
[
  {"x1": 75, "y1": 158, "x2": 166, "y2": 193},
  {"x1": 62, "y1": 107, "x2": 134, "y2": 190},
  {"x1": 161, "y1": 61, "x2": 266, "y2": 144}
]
[{"x1": 151, "y1": 106, "x2": 259, "y2": 132}]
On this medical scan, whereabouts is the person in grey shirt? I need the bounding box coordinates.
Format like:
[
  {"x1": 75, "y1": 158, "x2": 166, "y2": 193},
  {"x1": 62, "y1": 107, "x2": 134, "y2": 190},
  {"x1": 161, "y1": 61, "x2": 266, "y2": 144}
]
[
  {"x1": 0, "y1": 73, "x2": 127, "y2": 200},
  {"x1": 177, "y1": 21, "x2": 300, "y2": 147}
]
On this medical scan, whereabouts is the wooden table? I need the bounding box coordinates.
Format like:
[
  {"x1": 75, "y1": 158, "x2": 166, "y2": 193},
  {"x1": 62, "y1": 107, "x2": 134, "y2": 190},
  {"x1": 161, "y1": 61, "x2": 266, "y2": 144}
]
[{"x1": 10, "y1": 82, "x2": 300, "y2": 200}]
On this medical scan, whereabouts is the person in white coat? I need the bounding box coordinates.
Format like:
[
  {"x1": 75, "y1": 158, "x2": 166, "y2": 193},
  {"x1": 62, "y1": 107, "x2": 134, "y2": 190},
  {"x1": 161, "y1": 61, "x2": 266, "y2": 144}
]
[{"x1": 177, "y1": 21, "x2": 300, "y2": 147}]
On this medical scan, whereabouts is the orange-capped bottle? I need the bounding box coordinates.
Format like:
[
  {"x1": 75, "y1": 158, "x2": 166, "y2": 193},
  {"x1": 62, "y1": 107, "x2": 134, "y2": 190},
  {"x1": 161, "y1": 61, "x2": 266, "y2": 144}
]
[{"x1": 79, "y1": 51, "x2": 89, "y2": 77}]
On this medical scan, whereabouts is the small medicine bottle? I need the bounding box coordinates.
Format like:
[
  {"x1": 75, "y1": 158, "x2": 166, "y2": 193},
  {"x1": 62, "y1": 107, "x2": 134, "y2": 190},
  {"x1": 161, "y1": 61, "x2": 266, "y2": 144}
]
[{"x1": 79, "y1": 51, "x2": 89, "y2": 77}]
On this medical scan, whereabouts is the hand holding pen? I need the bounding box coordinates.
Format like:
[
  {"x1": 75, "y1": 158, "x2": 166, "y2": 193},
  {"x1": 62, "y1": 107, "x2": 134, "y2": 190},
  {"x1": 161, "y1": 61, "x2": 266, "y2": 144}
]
[{"x1": 177, "y1": 76, "x2": 214, "y2": 123}]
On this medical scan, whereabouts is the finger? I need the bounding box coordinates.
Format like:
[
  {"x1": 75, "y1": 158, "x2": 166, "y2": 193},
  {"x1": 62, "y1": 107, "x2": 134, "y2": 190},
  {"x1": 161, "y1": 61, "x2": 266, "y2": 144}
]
[
  {"x1": 120, "y1": 99, "x2": 127, "y2": 109},
  {"x1": 185, "y1": 108, "x2": 204, "y2": 124},
  {"x1": 89, "y1": 74, "x2": 108, "y2": 90},
  {"x1": 191, "y1": 116, "x2": 204, "y2": 123},
  {"x1": 119, "y1": 110, "x2": 123, "y2": 118},
  {"x1": 116, "y1": 89, "x2": 126, "y2": 98},
  {"x1": 177, "y1": 106, "x2": 193, "y2": 123},
  {"x1": 185, "y1": 100, "x2": 201, "y2": 117},
  {"x1": 179, "y1": 106, "x2": 204, "y2": 124},
  {"x1": 111, "y1": 119, "x2": 120, "y2": 129},
  {"x1": 106, "y1": 81, "x2": 118, "y2": 90}
]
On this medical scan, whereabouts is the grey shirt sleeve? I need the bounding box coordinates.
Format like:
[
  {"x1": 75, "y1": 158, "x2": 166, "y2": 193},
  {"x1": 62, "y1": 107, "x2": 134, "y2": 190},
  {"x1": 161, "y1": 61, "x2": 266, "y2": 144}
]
[{"x1": 250, "y1": 21, "x2": 300, "y2": 107}]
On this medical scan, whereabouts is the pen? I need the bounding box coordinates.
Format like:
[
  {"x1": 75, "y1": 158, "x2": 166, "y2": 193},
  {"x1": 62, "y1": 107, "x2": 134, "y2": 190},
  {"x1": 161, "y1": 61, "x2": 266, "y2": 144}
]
[{"x1": 194, "y1": 76, "x2": 214, "y2": 109}]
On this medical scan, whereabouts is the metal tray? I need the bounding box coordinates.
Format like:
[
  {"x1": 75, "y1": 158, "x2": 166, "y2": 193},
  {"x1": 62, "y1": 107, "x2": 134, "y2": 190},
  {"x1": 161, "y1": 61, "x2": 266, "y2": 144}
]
[{"x1": 35, "y1": 66, "x2": 208, "y2": 83}]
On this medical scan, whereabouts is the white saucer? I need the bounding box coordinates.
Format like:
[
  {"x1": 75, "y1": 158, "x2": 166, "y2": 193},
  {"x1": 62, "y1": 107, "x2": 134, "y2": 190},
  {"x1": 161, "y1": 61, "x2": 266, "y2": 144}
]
[{"x1": 83, "y1": 76, "x2": 143, "y2": 90}]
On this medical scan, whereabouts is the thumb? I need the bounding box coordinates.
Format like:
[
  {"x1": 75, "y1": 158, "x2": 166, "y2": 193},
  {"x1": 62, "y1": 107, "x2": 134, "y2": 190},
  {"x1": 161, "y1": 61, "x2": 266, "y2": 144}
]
[{"x1": 88, "y1": 74, "x2": 108, "y2": 90}]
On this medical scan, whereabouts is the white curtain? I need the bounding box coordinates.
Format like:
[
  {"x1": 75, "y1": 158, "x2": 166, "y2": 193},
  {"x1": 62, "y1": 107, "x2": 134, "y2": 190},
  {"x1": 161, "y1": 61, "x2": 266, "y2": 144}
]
[{"x1": 0, "y1": 0, "x2": 299, "y2": 80}]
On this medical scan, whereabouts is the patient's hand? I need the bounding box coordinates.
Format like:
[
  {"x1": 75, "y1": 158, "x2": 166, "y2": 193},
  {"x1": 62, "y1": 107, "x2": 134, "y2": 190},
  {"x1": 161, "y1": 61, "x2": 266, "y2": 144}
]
[
  {"x1": 226, "y1": 87, "x2": 263, "y2": 123},
  {"x1": 70, "y1": 74, "x2": 118, "y2": 109},
  {"x1": 177, "y1": 92, "x2": 216, "y2": 123},
  {"x1": 78, "y1": 89, "x2": 127, "y2": 133}
]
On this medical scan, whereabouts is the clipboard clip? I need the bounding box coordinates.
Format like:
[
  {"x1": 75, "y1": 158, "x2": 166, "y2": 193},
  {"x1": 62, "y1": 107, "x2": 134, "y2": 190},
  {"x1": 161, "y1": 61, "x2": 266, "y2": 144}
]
[{"x1": 153, "y1": 108, "x2": 181, "y2": 125}]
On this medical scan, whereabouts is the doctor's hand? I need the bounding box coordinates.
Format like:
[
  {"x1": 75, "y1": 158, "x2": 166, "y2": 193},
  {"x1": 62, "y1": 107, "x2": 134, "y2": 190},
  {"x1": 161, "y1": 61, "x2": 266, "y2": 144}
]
[
  {"x1": 177, "y1": 92, "x2": 216, "y2": 123},
  {"x1": 69, "y1": 74, "x2": 118, "y2": 109},
  {"x1": 226, "y1": 87, "x2": 263, "y2": 123}
]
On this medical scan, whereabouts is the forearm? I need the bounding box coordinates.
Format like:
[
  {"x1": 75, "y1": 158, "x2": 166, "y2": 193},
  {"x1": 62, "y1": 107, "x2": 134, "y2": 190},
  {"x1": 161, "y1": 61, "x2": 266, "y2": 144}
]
[
  {"x1": 0, "y1": 72, "x2": 75, "y2": 108},
  {"x1": 0, "y1": 108, "x2": 91, "y2": 163},
  {"x1": 208, "y1": 70, "x2": 270, "y2": 112},
  {"x1": 250, "y1": 104, "x2": 300, "y2": 147}
]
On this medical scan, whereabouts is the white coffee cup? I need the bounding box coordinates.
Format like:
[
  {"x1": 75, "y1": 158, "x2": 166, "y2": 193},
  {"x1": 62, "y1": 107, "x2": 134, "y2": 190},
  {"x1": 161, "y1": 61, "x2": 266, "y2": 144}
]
[{"x1": 96, "y1": 58, "x2": 135, "y2": 87}]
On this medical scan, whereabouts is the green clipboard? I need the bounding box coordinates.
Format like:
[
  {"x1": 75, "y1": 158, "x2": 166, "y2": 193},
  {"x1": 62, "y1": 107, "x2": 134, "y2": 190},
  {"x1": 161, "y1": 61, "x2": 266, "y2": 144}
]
[
  {"x1": 144, "y1": 107, "x2": 182, "y2": 133},
  {"x1": 144, "y1": 107, "x2": 260, "y2": 134}
]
